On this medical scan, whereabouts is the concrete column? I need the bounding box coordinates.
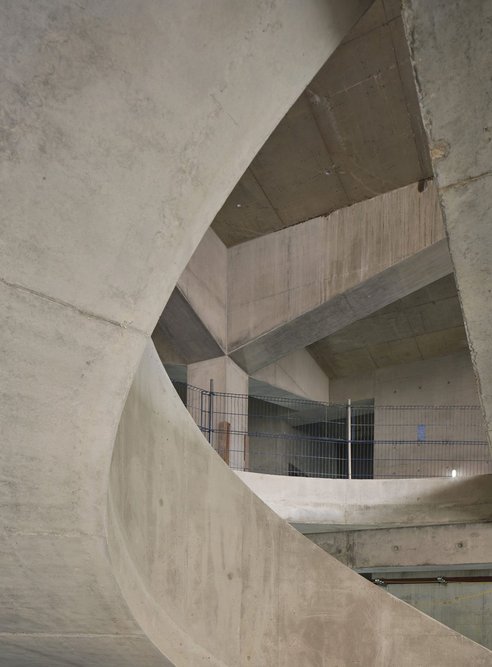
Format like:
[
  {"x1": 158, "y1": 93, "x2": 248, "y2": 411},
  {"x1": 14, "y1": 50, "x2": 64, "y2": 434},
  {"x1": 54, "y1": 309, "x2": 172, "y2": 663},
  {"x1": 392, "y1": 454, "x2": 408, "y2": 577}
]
[
  {"x1": 403, "y1": 0, "x2": 492, "y2": 449},
  {"x1": 188, "y1": 356, "x2": 249, "y2": 470}
]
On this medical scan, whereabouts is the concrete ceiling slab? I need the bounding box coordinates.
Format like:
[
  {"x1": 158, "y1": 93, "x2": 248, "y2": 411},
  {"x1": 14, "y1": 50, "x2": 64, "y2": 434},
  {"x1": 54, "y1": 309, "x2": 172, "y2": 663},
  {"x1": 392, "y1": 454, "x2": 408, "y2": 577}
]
[
  {"x1": 309, "y1": 274, "x2": 469, "y2": 378},
  {"x1": 244, "y1": 94, "x2": 350, "y2": 226},
  {"x1": 155, "y1": 288, "x2": 224, "y2": 364},
  {"x1": 212, "y1": 0, "x2": 431, "y2": 246}
]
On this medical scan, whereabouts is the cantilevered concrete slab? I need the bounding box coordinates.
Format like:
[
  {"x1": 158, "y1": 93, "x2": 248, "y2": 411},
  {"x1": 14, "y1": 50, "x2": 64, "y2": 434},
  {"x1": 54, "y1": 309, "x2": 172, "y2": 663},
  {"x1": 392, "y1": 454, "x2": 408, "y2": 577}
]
[{"x1": 403, "y1": 0, "x2": 492, "y2": 448}]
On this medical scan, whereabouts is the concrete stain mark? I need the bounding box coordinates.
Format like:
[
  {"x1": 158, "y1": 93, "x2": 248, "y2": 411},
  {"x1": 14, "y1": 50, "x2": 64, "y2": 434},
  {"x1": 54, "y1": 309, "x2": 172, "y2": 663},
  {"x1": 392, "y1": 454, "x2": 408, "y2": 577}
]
[
  {"x1": 409, "y1": 587, "x2": 492, "y2": 608},
  {"x1": 430, "y1": 139, "x2": 450, "y2": 162},
  {"x1": 0, "y1": 274, "x2": 148, "y2": 336},
  {"x1": 3, "y1": 527, "x2": 94, "y2": 538},
  {"x1": 0, "y1": 6, "x2": 119, "y2": 166}
]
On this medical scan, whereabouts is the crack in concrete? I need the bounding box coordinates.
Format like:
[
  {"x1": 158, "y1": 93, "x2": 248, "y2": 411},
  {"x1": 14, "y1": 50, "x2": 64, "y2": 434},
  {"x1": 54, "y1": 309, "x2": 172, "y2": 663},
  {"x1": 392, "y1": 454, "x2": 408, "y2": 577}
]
[
  {"x1": 440, "y1": 169, "x2": 492, "y2": 192},
  {"x1": 0, "y1": 275, "x2": 148, "y2": 337},
  {"x1": 0, "y1": 632, "x2": 145, "y2": 638}
]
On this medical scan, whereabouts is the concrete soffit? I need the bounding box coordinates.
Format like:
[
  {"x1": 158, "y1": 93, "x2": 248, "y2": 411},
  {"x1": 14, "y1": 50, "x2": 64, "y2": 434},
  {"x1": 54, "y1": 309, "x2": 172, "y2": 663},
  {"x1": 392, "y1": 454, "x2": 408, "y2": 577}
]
[
  {"x1": 155, "y1": 287, "x2": 225, "y2": 364},
  {"x1": 159, "y1": 181, "x2": 454, "y2": 376},
  {"x1": 229, "y1": 237, "x2": 453, "y2": 373}
]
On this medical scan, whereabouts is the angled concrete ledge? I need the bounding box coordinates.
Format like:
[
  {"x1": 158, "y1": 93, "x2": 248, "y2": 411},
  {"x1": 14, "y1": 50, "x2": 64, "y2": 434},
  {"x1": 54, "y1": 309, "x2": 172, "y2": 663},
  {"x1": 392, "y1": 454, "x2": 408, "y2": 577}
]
[
  {"x1": 231, "y1": 237, "x2": 453, "y2": 373},
  {"x1": 156, "y1": 288, "x2": 224, "y2": 364},
  {"x1": 236, "y1": 471, "x2": 492, "y2": 532}
]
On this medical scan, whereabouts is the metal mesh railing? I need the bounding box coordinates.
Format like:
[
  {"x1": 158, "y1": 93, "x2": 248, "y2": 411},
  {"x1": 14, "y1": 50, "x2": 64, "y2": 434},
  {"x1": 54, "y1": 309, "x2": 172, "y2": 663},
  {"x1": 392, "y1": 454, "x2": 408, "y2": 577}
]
[{"x1": 174, "y1": 382, "x2": 492, "y2": 480}]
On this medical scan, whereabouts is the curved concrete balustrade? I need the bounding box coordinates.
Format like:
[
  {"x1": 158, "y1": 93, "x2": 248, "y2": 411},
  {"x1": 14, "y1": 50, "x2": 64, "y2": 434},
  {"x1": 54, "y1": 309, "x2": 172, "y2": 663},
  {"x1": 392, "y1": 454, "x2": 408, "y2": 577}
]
[
  {"x1": 2, "y1": 1, "x2": 492, "y2": 665},
  {"x1": 237, "y1": 472, "x2": 492, "y2": 533},
  {"x1": 109, "y1": 343, "x2": 492, "y2": 665},
  {"x1": 0, "y1": 2, "x2": 372, "y2": 665}
]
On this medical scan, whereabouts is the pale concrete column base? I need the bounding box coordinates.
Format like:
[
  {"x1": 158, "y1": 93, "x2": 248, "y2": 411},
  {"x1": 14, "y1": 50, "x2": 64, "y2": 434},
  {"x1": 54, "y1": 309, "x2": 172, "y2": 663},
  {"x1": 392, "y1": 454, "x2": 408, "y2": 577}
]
[{"x1": 188, "y1": 356, "x2": 249, "y2": 470}]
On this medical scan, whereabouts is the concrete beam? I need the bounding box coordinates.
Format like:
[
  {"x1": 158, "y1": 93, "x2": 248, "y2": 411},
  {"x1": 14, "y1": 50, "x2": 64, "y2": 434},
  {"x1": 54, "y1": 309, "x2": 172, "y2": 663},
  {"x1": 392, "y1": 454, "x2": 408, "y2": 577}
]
[
  {"x1": 403, "y1": 1, "x2": 492, "y2": 449},
  {"x1": 308, "y1": 522, "x2": 492, "y2": 571},
  {"x1": 230, "y1": 237, "x2": 453, "y2": 373}
]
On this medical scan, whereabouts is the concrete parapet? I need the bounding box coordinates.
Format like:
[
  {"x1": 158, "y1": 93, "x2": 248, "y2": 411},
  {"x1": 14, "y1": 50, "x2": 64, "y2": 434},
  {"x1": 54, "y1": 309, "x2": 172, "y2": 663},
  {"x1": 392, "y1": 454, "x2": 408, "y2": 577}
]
[{"x1": 109, "y1": 343, "x2": 492, "y2": 665}]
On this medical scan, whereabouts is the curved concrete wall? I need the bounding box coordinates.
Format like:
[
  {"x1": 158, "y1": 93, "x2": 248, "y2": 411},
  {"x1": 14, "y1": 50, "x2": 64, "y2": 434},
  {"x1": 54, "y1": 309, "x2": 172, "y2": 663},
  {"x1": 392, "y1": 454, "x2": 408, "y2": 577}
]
[
  {"x1": 237, "y1": 472, "x2": 492, "y2": 532},
  {"x1": 0, "y1": 1, "x2": 372, "y2": 665},
  {"x1": 110, "y1": 342, "x2": 492, "y2": 665}
]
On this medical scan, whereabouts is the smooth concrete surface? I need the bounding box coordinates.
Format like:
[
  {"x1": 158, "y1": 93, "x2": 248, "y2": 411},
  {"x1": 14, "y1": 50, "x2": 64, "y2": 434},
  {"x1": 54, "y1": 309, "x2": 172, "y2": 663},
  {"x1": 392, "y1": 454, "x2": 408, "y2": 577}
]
[
  {"x1": 330, "y1": 350, "x2": 482, "y2": 405},
  {"x1": 177, "y1": 229, "x2": 228, "y2": 351},
  {"x1": 155, "y1": 288, "x2": 224, "y2": 364},
  {"x1": 403, "y1": 0, "x2": 492, "y2": 448},
  {"x1": 109, "y1": 343, "x2": 492, "y2": 665},
  {"x1": 236, "y1": 472, "x2": 492, "y2": 533},
  {"x1": 1, "y1": 1, "x2": 373, "y2": 664},
  {"x1": 251, "y1": 348, "x2": 330, "y2": 403},
  {"x1": 308, "y1": 522, "x2": 492, "y2": 571}
]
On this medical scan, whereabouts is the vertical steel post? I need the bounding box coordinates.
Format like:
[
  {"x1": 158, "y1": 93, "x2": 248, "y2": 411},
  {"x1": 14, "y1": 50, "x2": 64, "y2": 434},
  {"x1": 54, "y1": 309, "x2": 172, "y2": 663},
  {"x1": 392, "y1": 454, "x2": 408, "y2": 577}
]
[
  {"x1": 208, "y1": 378, "x2": 214, "y2": 445},
  {"x1": 200, "y1": 389, "x2": 205, "y2": 435},
  {"x1": 347, "y1": 398, "x2": 352, "y2": 480}
]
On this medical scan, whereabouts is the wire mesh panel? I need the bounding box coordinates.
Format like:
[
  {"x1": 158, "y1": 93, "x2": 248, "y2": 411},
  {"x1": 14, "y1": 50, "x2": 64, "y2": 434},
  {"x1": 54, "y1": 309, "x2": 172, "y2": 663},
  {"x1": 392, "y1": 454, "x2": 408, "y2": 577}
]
[{"x1": 172, "y1": 381, "x2": 492, "y2": 480}]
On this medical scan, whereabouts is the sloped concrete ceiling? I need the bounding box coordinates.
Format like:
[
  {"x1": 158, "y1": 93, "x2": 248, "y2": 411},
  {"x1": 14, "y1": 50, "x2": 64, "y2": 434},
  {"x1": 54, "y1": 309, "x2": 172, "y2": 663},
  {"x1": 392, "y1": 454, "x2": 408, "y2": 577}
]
[
  {"x1": 309, "y1": 274, "x2": 468, "y2": 377},
  {"x1": 212, "y1": 0, "x2": 432, "y2": 246}
]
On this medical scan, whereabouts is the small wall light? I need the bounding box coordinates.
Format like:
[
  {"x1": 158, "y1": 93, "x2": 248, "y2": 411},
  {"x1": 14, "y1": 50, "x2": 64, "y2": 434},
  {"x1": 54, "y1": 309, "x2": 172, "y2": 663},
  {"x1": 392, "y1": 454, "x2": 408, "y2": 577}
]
[{"x1": 451, "y1": 469, "x2": 457, "y2": 478}]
